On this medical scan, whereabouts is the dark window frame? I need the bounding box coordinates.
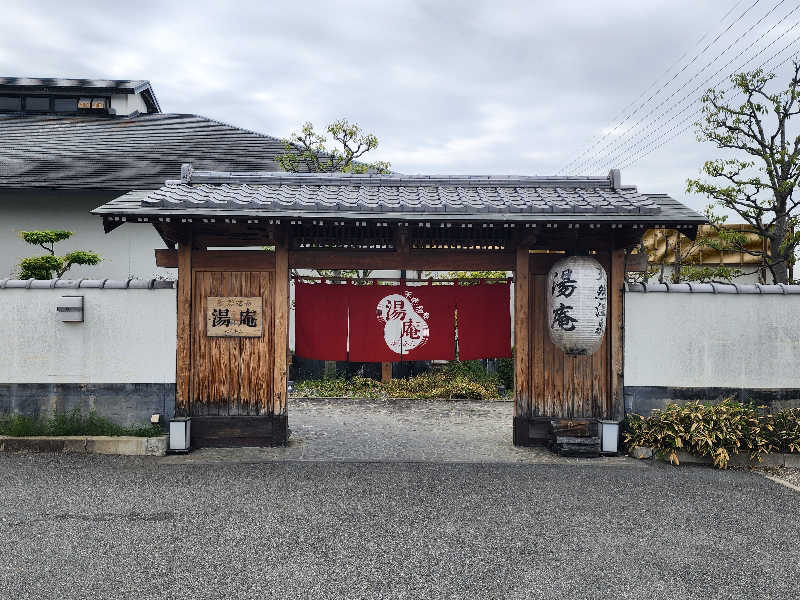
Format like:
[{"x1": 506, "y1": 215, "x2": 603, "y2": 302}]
[{"x1": 0, "y1": 94, "x2": 111, "y2": 115}]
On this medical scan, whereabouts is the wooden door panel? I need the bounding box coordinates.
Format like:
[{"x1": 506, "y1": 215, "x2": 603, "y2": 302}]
[
  {"x1": 189, "y1": 270, "x2": 275, "y2": 416},
  {"x1": 527, "y1": 253, "x2": 611, "y2": 418}
]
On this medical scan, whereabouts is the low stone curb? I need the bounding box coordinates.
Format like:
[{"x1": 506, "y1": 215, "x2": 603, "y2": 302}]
[
  {"x1": 0, "y1": 435, "x2": 168, "y2": 456},
  {"x1": 630, "y1": 446, "x2": 800, "y2": 468}
]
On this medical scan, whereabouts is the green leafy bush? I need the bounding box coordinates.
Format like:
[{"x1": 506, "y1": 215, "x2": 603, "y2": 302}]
[
  {"x1": 496, "y1": 357, "x2": 513, "y2": 390},
  {"x1": 624, "y1": 400, "x2": 800, "y2": 468},
  {"x1": 0, "y1": 414, "x2": 47, "y2": 437},
  {"x1": 17, "y1": 229, "x2": 101, "y2": 279},
  {"x1": 0, "y1": 409, "x2": 162, "y2": 437},
  {"x1": 293, "y1": 369, "x2": 502, "y2": 401},
  {"x1": 765, "y1": 408, "x2": 800, "y2": 454},
  {"x1": 293, "y1": 359, "x2": 508, "y2": 401}
]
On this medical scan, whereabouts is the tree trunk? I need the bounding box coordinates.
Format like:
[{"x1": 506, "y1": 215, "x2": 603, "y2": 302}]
[{"x1": 769, "y1": 231, "x2": 790, "y2": 284}]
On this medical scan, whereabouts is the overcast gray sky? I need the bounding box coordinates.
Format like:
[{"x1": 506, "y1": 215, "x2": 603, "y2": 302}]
[{"x1": 1, "y1": 0, "x2": 798, "y2": 212}]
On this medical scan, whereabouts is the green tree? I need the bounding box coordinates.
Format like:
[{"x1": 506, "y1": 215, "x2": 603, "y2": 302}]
[
  {"x1": 277, "y1": 119, "x2": 391, "y2": 174},
  {"x1": 17, "y1": 230, "x2": 101, "y2": 279},
  {"x1": 422, "y1": 270, "x2": 509, "y2": 283},
  {"x1": 687, "y1": 63, "x2": 800, "y2": 284},
  {"x1": 280, "y1": 119, "x2": 390, "y2": 282}
]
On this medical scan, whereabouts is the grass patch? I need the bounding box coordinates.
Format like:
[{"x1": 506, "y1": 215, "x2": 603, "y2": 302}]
[{"x1": 0, "y1": 409, "x2": 163, "y2": 438}]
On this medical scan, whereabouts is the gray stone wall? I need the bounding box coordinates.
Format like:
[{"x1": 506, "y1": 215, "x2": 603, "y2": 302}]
[{"x1": 0, "y1": 383, "x2": 175, "y2": 425}]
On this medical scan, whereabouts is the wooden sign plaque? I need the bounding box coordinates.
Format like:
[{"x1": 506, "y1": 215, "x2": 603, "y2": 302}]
[{"x1": 206, "y1": 296, "x2": 263, "y2": 337}]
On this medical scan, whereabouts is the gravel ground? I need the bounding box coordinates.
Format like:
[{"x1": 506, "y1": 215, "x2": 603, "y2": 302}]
[
  {"x1": 161, "y1": 398, "x2": 630, "y2": 465},
  {"x1": 762, "y1": 467, "x2": 800, "y2": 490},
  {"x1": 1, "y1": 453, "x2": 798, "y2": 600}
]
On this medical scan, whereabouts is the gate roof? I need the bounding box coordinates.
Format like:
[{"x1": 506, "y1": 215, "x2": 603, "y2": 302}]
[{"x1": 92, "y1": 166, "x2": 705, "y2": 228}]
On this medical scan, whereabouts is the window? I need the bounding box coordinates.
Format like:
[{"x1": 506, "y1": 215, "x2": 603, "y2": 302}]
[
  {"x1": 0, "y1": 96, "x2": 21, "y2": 112},
  {"x1": 0, "y1": 94, "x2": 110, "y2": 115},
  {"x1": 54, "y1": 97, "x2": 78, "y2": 113},
  {"x1": 24, "y1": 96, "x2": 50, "y2": 112}
]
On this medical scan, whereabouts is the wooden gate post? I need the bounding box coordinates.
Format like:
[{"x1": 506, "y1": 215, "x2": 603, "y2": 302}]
[
  {"x1": 513, "y1": 246, "x2": 530, "y2": 444},
  {"x1": 175, "y1": 238, "x2": 192, "y2": 415},
  {"x1": 381, "y1": 362, "x2": 392, "y2": 383},
  {"x1": 272, "y1": 230, "x2": 289, "y2": 416},
  {"x1": 610, "y1": 247, "x2": 625, "y2": 420}
]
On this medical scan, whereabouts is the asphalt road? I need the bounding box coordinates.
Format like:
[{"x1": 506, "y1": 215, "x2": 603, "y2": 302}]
[{"x1": 1, "y1": 454, "x2": 798, "y2": 600}]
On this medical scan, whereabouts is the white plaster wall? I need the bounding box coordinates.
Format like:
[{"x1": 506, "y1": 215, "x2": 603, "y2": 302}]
[
  {"x1": 109, "y1": 92, "x2": 149, "y2": 116},
  {"x1": 0, "y1": 288, "x2": 176, "y2": 384},
  {"x1": 624, "y1": 292, "x2": 800, "y2": 388},
  {"x1": 0, "y1": 190, "x2": 176, "y2": 280}
]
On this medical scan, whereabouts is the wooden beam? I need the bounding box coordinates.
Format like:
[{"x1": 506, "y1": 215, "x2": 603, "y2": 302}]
[
  {"x1": 273, "y1": 231, "x2": 289, "y2": 416},
  {"x1": 156, "y1": 249, "x2": 275, "y2": 270},
  {"x1": 176, "y1": 240, "x2": 192, "y2": 415},
  {"x1": 289, "y1": 249, "x2": 514, "y2": 271},
  {"x1": 514, "y1": 247, "x2": 531, "y2": 419},
  {"x1": 610, "y1": 248, "x2": 625, "y2": 420},
  {"x1": 155, "y1": 249, "x2": 178, "y2": 268},
  {"x1": 381, "y1": 362, "x2": 392, "y2": 383}
]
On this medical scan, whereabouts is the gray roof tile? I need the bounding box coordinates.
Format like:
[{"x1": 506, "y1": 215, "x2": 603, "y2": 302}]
[
  {"x1": 626, "y1": 282, "x2": 800, "y2": 294},
  {"x1": 0, "y1": 113, "x2": 290, "y2": 190},
  {"x1": 92, "y1": 169, "x2": 705, "y2": 225}
]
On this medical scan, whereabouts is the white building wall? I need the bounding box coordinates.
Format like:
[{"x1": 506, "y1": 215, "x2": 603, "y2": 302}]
[
  {"x1": 1, "y1": 285, "x2": 799, "y2": 395},
  {"x1": 0, "y1": 287, "x2": 176, "y2": 384},
  {"x1": 624, "y1": 290, "x2": 800, "y2": 389},
  {"x1": 0, "y1": 191, "x2": 176, "y2": 280},
  {"x1": 109, "y1": 92, "x2": 150, "y2": 116}
]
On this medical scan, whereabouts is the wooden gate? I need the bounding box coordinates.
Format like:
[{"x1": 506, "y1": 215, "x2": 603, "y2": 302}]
[
  {"x1": 190, "y1": 270, "x2": 275, "y2": 415},
  {"x1": 513, "y1": 249, "x2": 624, "y2": 444},
  {"x1": 175, "y1": 246, "x2": 289, "y2": 447}
]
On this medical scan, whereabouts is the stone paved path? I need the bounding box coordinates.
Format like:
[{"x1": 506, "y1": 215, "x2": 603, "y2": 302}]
[{"x1": 160, "y1": 398, "x2": 634, "y2": 465}]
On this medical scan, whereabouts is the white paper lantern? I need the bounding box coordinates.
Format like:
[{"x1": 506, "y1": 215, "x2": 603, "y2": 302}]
[{"x1": 546, "y1": 255, "x2": 607, "y2": 356}]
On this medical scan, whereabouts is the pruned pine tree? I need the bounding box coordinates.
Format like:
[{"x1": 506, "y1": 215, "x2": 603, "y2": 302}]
[
  {"x1": 277, "y1": 119, "x2": 390, "y2": 175},
  {"x1": 279, "y1": 119, "x2": 390, "y2": 282},
  {"x1": 17, "y1": 230, "x2": 101, "y2": 279}
]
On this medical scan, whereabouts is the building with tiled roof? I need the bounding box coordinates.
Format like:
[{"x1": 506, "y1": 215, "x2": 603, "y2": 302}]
[{"x1": 0, "y1": 78, "x2": 294, "y2": 278}]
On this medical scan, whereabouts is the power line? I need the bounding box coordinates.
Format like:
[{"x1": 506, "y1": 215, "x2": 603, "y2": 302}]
[
  {"x1": 559, "y1": 0, "x2": 763, "y2": 175},
  {"x1": 556, "y1": 0, "x2": 749, "y2": 175},
  {"x1": 618, "y1": 40, "x2": 800, "y2": 171},
  {"x1": 591, "y1": 5, "x2": 800, "y2": 172},
  {"x1": 572, "y1": 0, "x2": 791, "y2": 175}
]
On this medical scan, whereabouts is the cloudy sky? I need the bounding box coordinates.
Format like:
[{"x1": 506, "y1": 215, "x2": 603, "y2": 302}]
[{"x1": 1, "y1": 0, "x2": 797, "y2": 212}]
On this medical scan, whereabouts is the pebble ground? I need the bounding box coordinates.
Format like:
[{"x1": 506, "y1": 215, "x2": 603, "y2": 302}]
[{"x1": 1, "y1": 399, "x2": 798, "y2": 599}]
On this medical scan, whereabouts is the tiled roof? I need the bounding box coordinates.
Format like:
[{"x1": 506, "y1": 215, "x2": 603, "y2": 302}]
[
  {"x1": 0, "y1": 278, "x2": 175, "y2": 289},
  {"x1": 0, "y1": 77, "x2": 152, "y2": 92},
  {"x1": 0, "y1": 77, "x2": 161, "y2": 112},
  {"x1": 92, "y1": 169, "x2": 706, "y2": 225},
  {"x1": 0, "y1": 113, "x2": 291, "y2": 190},
  {"x1": 626, "y1": 282, "x2": 800, "y2": 294}
]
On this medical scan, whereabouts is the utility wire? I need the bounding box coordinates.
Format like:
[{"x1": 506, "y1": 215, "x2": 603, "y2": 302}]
[
  {"x1": 573, "y1": 0, "x2": 789, "y2": 175},
  {"x1": 560, "y1": 0, "x2": 763, "y2": 175},
  {"x1": 556, "y1": 0, "x2": 748, "y2": 175},
  {"x1": 618, "y1": 38, "x2": 800, "y2": 170},
  {"x1": 592, "y1": 5, "x2": 800, "y2": 172}
]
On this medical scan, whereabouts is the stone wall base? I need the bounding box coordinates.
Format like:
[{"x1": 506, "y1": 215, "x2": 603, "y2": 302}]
[
  {"x1": 0, "y1": 435, "x2": 168, "y2": 456},
  {"x1": 0, "y1": 383, "x2": 175, "y2": 425},
  {"x1": 625, "y1": 386, "x2": 800, "y2": 416}
]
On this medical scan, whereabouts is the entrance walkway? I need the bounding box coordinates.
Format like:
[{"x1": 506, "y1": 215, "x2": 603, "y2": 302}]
[{"x1": 161, "y1": 398, "x2": 633, "y2": 465}]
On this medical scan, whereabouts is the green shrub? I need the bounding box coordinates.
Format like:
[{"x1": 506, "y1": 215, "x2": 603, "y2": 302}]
[
  {"x1": 496, "y1": 357, "x2": 513, "y2": 390},
  {"x1": 293, "y1": 368, "x2": 502, "y2": 401},
  {"x1": 0, "y1": 409, "x2": 162, "y2": 438},
  {"x1": 764, "y1": 408, "x2": 800, "y2": 454},
  {"x1": 624, "y1": 400, "x2": 800, "y2": 469},
  {"x1": 0, "y1": 414, "x2": 47, "y2": 436}
]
